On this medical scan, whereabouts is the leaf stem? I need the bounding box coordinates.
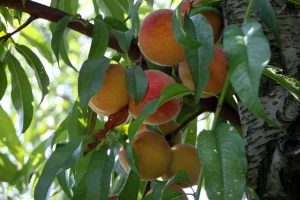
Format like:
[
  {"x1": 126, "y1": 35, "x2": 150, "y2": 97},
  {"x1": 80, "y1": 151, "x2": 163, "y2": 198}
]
[
  {"x1": 211, "y1": 73, "x2": 231, "y2": 131},
  {"x1": 195, "y1": 168, "x2": 204, "y2": 199},
  {"x1": 243, "y1": 0, "x2": 256, "y2": 24}
]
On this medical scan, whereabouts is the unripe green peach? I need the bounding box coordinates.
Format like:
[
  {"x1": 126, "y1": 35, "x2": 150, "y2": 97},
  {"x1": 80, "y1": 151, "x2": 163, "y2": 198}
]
[
  {"x1": 89, "y1": 65, "x2": 129, "y2": 116},
  {"x1": 139, "y1": 9, "x2": 185, "y2": 66}
]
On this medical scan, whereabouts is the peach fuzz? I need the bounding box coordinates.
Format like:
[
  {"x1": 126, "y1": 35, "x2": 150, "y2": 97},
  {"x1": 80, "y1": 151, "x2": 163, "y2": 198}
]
[
  {"x1": 179, "y1": 46, "x2": 228, "y2": 98},
  {"x1": 89, "y1": 65, "x2": 129, "y2": 116},
  {"x1": 159, "y1": 120, "x2": 183, "y2": 146},
  {"x1": 129, "y1": 70, "x2": 183, "y2": 125},
  {"x1": 162, "y1": 144, "x2": 201, "y2": 187},
  {"x1": 138, "y1": 9, "x2": 185, "y2": 66}
]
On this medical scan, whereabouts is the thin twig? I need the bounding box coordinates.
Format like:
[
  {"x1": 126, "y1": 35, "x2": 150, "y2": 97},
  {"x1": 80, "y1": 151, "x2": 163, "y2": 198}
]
[{"x1": 0, "y1": 15, "x2": 37, "y2": 42}]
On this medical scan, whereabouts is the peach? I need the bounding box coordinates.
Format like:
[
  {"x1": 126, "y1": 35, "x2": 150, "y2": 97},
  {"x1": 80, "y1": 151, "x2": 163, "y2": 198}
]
[
  {"x1": 179, "y1": 46, "x2": 228, "y2": 98},
  {"x1": 159, "y1": 120, "x2": 182, "y2": 146},
  {"x1": 129, "y1": 70, "x2": 183, "y2": 125},
  {"x1": 89, "y1": 65, "x2": 129, "y2": 116},
  {"x1": 182, "y1": 0, "x2": 202, "y2": 13},
  {"x1": 146, "y1": 184, "x2": 188, "y2": 200},
  {"x1": 118, "y1": 147, "x2": 128, "y2": 172},
  {"x1": 162, "y1": 144, "x2": 201, "y2": 187},
  {"x1": 138, "y1": 9, "x2": 185, "y2": 66},
  {"x1": 133, "y1": 130, "x2": 172, "y2": 180}
]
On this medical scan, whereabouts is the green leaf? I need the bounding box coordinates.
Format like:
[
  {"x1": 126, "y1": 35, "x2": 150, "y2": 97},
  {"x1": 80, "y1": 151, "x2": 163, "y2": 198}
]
[
  {"x1": 165, "y1": 170, "x2": 190, "y2": 186},
  {"x1": 182, "y1": 118, "x2": 197, "y2": 146},
  {"x1": 58, "y1": 0, "x2": 79, "y2": 14},
  {"x1": 197, "y1": 123, "x2": 247, "y2": 200},
  {"x1": 128, "y1": 84, "x2": 192, "y2": 142},
  {"x1": 15, "y1": 44, "x2": 49, "y2": 105},
  {"x1": 0, "y1": 106, "x2": 24, "y2": 163},
  {"x1": 73, "y1": 173, "x2": 87, "y2": 200},
  {"x1": 51, "y1": 15, "x2": 73, "y2": 65},
  {"x1": 288, "y1": 0, "x2": 300, "y2": 5},
  {"x1": 0, "y1": 62, "x2": 7, "y2": 100},
  {"x1": 5, "y1": 52, "x2": 34, "y2": 133},
  {"x1": 184, "y1": 13, "x2": 214, "y2": 103},
  {"x1": 172, "y1": 2, "x2": 202, "y2": 49},
  {"x1": 223, "y1": 20, "x2": 280, "y2": 129},
  {"x1": 0, "y1": 7, "x2": 13, "y2": 26},
  {"x1": 68, "y1": 99, "x2": 96, "y2": 140},
  {"x1": 78, "y1": 56, "x2": 110, "y2": 116},
  {"x1": 34, "y1": 137, "x2": 83, "y2": 200},
  {"x1": 125, "y1": 66, "x2": 148, "y2": 105},
  {"x1": 118, "y1": 169, "x2": 140, "y2": 200},
  {"x1": 110, "y1": 174, "x2": 127, "y2": 195},
  {"x1": 0, "y1": 153, "x2": 18, "y2": 182},
  {"x1": 94, "y1": 0, "x2": 128, "y2": 21},
  {"x1": 8, "y1": 8, "x2": 22, "y2": 24},
  {"x1": 104, "y1": 16, "x2": 129, "y2": 31},
  {"x1": 59, "y1": 30, "x2": 78, "y2": 72},
  {"x1": 264, "y1": 66, "x2": 300, "y2": 102},
  {"x1": 88, "y1": 16, "x2": 109, "y2": 59},
  {"x1": 250, "y1": 0, "x2": 281, "y2": 48},
  {"x1": 111, "y1": 29, "x2": 134, "y2": 54},
  {"x1": 56, "y1": 170, "x2": 73, "y2": 199},
  {"x1": 86, "y1": 145, "x2": 114, "y2": 200},
  {"x1": 51, "y1": 116, "x2": 70, "y2": 147},
  {"x1": 129, "y1": 0, "x2": 142, "y2": 34}
]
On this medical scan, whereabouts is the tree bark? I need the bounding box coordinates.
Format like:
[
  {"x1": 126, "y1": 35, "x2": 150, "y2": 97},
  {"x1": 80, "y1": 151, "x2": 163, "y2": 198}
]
[{"x1": 222, "y1": 1, "x2": 300, "y2": 199}]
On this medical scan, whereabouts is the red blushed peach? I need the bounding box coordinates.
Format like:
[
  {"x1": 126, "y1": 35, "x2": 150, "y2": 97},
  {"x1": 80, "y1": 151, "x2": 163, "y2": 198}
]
[
  {"x1": 182, "y1": 0, "x2": 202, "y2": 14},
  {"x1": 138, "y1": 9, "x2": 185, "y2": 66},
  {"x1": 179, "y1": 46, "x2": 228, "y2": 98},
  {"x1": 129, "y1": 70, "x2": 183, "y2": 125},
  {"x1": 89, "y1": 65, "x2": 129, "y2": 116}
]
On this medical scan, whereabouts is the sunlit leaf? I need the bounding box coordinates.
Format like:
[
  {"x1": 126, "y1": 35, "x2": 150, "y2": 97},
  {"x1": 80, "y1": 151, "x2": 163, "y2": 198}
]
[
  {"x1": 0, "y1": 153, "x2": 18, "y2": 182},
  {"x1": 15, "y1": 44, "x2": 49, "y2": 105},
  {"x1": 5, "y1": 52, "x2": 34, "y2": 133},
  {"x1": 197, "y1": 123, "x2": 247, "y2": 200},
  {"x1": 94, "y1": 0, "x2": 128, "y2": 21},
  {"x1": 223, "y1": 20, "x2": 280, "y2": 129}
]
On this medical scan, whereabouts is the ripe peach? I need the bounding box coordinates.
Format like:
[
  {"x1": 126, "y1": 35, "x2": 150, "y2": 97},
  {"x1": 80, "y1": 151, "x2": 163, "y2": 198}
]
[
  {"x1": 133, "y1": 130, "x2": 172, "y2": 180},
  {"x1": 162, "y1": 144, "x2": 201, "y2": 187},
  {"x1": 138, "y1": 9, "x2": 185, "y2": 66},
  {"x1": 146, "y1": 184, "x2": 188, "y2": 200},
  {"x1": 129, "y1": 70, "x2": 183, "y2": 125},
  {"x1": 108, "y1": 195, "x2": 119, "y2": 200},
  {"x1": 182, "y1": 0, "x2": 202, "y2": 13},
  {"x1": 179, "y1": 46, "x2": 228, "y2": 98},
  {"x1": 159, "y1": 120, "x2": 182, "y2": 146},
  {"x1": 89, "y1": 65, "x2": 129, "y2": 116}
]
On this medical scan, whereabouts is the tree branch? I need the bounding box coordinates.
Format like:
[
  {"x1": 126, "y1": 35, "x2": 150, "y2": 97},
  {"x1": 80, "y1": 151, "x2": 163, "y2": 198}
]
[
  {"x1": 0, "y1": 15, "x2": 36, "y2": 41},
  {"x1": 0, "y1": 0, "x2": 141, "y2": 61}
]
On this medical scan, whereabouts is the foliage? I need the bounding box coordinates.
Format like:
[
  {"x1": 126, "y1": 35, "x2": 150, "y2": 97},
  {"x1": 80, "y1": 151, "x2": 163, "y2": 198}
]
[{"x1": 0, "y1": 0, "x2": 298, "y2": 199}]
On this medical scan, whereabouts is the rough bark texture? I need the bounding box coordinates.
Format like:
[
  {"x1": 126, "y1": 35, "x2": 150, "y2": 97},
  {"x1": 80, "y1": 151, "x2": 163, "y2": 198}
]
[{"x1": 222, "y1": 0, "x2": 300, "y2": 199}]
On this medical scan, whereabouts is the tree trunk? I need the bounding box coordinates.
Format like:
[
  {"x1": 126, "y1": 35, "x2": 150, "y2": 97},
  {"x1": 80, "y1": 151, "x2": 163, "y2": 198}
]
[{"x1": 222, "y1": 1, "x2": 300, "y2": 199}]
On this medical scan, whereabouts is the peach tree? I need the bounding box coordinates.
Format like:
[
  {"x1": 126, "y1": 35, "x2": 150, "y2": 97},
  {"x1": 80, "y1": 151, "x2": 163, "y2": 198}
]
[{"x1": 0, "y1": 0, "x2": 299, "y2": 199}]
